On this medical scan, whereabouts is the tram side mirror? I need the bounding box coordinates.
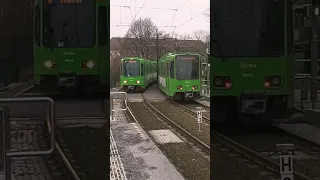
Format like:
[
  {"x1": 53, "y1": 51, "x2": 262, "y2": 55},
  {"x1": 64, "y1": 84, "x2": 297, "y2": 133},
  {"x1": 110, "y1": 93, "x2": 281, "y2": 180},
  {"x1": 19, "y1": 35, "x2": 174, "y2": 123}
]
[{"x1": 49, "y1": 28, "x2": 55, "y2": 52}]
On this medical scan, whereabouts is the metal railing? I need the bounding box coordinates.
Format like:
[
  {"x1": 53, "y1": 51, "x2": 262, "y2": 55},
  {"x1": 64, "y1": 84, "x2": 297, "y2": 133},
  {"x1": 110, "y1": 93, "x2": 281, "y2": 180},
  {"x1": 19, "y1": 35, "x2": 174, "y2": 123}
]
[
  {"x1": 110, "y1": 92, "x2": 128, "y2": 121},
  {"x1": 295, "y1": 75, "x2": 320, "y2": 110},
  {"x1": 0, "y1": 97, "x2": 55, "y2": 180}
]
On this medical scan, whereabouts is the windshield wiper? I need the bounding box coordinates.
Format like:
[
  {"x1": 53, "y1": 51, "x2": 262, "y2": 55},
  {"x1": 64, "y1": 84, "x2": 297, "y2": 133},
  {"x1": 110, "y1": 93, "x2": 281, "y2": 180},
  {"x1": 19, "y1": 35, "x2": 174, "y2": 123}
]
[
  {"x1": 49, "y1": 28, "x2": 54, "y2": 52},
  {"x1": 46, "y1": 3, "x2": 55, "y2": 52},
  {"x1": 123, "y1": 64, "x2": 128, "y2": 77},
  {"x1": 128, "y1": 68, "x2": 132, "y2": 76},
  {"x1": 212, "y1": 40, "x2": 227, "y2": 62},
  {"x1": 212, "y1": 13, "x2": 227, "y2": 62}
]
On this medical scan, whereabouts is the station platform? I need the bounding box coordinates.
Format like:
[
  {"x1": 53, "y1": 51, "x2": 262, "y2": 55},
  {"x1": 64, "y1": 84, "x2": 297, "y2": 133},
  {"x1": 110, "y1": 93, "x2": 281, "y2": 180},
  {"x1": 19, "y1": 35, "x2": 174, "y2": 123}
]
[
  {"x1": 275, "y1": 123, "x2": 320, "y2": 145},
  {"x1": 294, "y1": 89, "x2": 320, "y2": 111},
  {"x1": 110, "y1": 100, "x2": 185, "y2": 180},
  {"x1": 196, "y1": 98, "x2": 210, "y2": 107},
  {"x1": 110, "y1": 123, "x2": 185, "y2": 180}
]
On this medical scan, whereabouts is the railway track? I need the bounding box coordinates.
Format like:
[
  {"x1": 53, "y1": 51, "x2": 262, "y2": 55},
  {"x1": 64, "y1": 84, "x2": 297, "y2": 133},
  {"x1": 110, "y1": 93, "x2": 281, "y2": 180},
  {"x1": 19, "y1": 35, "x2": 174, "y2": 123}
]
[
  {"x1": 221, "y1": 123, "x2": 320, "y2": 180},
  {"x1": 142, "y1": 95, "x2": 210, "y2": 154},
  {"x1": 211, "y1": 120, "x2": 318, "y2": 179},
  {"x1": 127, "y1": 94, "x2": 210, "y2": 180},
  {"x1": 2, "y1": 93, "x2": 109, "y2": 180},
  {"x1": 0, "y1": 83, "x2": 35, "y2": 97},
  {"x1": 6, "y1": 118, "x2": 80, "y2": 180},
  {"x1": 168, "y1": 99, "x2": 210, "y2": 123},
  {"x1": 51, "y1": 99, "x2": 109, "y2": 180},
  {"x1": 165, "y1": 92, "x2": 316, "y2": 179},
  {"x1": 163, "y1": 96, "x2": 282, "y2": 179}
]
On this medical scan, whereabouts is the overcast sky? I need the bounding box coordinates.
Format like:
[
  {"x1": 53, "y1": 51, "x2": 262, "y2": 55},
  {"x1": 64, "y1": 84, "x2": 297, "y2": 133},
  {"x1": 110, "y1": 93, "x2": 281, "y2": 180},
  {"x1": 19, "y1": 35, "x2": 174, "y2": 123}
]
[{"x1": 110, "y1": 0, "x2": 210, "y2": 38}]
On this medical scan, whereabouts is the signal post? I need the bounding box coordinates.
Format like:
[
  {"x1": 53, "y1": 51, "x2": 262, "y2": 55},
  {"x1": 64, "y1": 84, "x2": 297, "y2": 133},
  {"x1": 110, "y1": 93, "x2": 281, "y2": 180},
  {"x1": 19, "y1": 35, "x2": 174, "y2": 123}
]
[{"x1": 277, "y1": 144, "x2": 295, "y2": 180}]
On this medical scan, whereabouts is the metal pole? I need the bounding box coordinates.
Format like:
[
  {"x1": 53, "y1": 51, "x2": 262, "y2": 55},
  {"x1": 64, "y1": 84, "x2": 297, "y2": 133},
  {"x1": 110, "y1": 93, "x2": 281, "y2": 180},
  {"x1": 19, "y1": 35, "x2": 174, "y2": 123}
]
[
  {"x1": 311, "y1": 1, "x2": 319, "y2": 109},
  {"x1": 156, "y1": 34, "x2": 159, "y2": 60},
  {"x1": 110, "y1": 96, "x2": 113, "y2": 121},
  {"x1": 156, "y1": 33, "x2": 159, "y2": 86},
  {"x1": 277, "y1": 144, "x2": 295, "y2": 180}
]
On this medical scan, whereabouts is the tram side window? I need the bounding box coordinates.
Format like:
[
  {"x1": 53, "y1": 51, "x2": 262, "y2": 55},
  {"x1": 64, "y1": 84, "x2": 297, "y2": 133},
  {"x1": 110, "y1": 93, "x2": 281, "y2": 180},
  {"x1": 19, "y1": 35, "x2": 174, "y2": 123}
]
[
  {"x1": 164, "y1": 62, "x2": 168, "y2": 78},
  {"x1": 161, "y1": 63, "x2": 163, "y2": 76},
  {"x1": 170, "y1": 61, "x2": 174, "y2": 79},
  {"x1": 98, "y1": 7, "x2": 107, "y2": 46},
  {"x1": 145, "y1": 64, "x2": 147, "y2": 76},
  {"x1": 162, "y1": 63, "x2": 164, "y2": 76},
  {"x1": 146, "y1": 64, "x2": 148, "y2": 75},
  {"x1": 35, "y1": 4, "x2": 40, "y2": 46},
  {"x1": 141, "y1": 63, "x2": 144, "y2": 76}
]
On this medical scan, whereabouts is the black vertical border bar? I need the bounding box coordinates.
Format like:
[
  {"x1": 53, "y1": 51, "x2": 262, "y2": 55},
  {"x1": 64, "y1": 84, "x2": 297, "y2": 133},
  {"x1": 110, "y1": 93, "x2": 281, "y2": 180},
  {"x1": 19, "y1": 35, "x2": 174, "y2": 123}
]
[
  {"x1": 107, "y1": 0, "x2": 111, "y2": 178},
  {"x1": 209, "y1": 1, "x2": 213, "y2": 179}
]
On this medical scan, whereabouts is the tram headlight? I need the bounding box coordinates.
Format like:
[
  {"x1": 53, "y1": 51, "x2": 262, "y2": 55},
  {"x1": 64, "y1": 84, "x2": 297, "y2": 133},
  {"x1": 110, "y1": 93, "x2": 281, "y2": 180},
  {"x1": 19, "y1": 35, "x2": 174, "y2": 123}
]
[
  {"x1": 124, "y1": 80, "x2": 127, "y2": 84},
  {"x1": 136, "y1": 80, "x2": 140, "y2": 84},
  {"x1": 82, "y1": 60, "x2": 95, "y2": 68},
  {"x1": 44, "y1": 60, "x2": 53, "y2": 68},
  {"x1": 86, "y1": 61, "x2": 95, "y2": 68},
  {"x1": 264, "y1": 75, "x2": 281, "y2": 87},
  {"x1": 44, "y1": 60, "x2": 56, "y2": 68}
]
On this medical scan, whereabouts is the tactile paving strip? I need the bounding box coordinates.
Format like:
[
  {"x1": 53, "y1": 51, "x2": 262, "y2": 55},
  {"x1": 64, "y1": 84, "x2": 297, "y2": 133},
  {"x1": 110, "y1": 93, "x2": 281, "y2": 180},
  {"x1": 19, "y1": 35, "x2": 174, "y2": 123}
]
[
  {"x1": 110, "y1": 128, "x2": 128, "y2": 180},
  {"x1": 111, "y1": 100, "x2": 127, "y2": 123},
  {"x1": 10, "y1": 125, "x2": 53, "y2": 180},
  {"x1": 149, "y1": 129, "x2": 184, "y2": 144}
]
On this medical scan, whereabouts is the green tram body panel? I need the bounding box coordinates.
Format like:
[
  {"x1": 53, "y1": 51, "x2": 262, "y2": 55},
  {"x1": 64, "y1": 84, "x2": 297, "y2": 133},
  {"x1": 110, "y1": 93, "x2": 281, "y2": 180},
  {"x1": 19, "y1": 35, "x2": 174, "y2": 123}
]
[
  {"x1": 33, "y1": 0, "x2": 109, "y2": 92},
  {"x1": 210, "y1": 0, "x2": 294, "y2": 115},
  {"x1": 120, "y1": 57, "x2": 157, "y2": 91},
  {"x1": 158, "y1": 52, "x2": 201, "y2": 100},
  {"x1": 211, "y1": 57, "x2": 293, "y2": 96}
]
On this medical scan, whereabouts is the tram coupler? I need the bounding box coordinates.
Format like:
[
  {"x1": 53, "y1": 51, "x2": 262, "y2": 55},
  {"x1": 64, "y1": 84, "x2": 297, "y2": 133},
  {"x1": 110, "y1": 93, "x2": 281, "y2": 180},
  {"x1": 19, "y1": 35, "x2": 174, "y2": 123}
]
[
  {"x1": 128, "y1": 86, "x2": 134, "y2": 90},
  {"x1": 58, "y1": 77, "x2": 76, "y2": 87},
  {"x1": 185, "y1": 92, "x2": 194, "y2": 99},
  {"x1": 240, "y1": 93, "x2": 267, "y2": 115}
]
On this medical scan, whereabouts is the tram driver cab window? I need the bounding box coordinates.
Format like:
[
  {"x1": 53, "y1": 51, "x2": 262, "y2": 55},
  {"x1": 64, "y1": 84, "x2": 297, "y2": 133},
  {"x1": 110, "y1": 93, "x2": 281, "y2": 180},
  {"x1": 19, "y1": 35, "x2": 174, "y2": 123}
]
[{"x1": 170, "y1": 61, "x2": 174, "y2": 79}]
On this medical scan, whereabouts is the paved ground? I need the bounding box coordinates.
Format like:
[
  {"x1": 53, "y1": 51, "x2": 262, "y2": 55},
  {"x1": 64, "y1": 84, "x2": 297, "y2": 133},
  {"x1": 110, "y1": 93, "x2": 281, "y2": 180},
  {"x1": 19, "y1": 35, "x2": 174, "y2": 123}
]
[
  {"x1": 110, "y1": 99, "x2": 185, "y2": 180},
  {"x1": 196, "y1": 99, "x2": 210, "y2": 107},
  {"x1": 111, "y1": 123, "x2": 185, "y2": 180}
]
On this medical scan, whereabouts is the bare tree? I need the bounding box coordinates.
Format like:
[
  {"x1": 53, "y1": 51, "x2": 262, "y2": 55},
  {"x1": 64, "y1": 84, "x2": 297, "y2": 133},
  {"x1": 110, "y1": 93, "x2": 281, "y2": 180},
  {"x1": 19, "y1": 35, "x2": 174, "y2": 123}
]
[
  {"x1": 204, "y1": 11, "x2": 210, "y2": 43},
  {"x1": 193, "y1": 30, "x2": 209, "y2": 43},
  {"x1": 204, "y1": 11, "x2": 210, "y2": 22},
  {"x1": 178, "y1": 33, "x2": 192, "y2": 40},
  {"x1": 123, "y1": 17, "x2": 161, "y2": 59}
]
